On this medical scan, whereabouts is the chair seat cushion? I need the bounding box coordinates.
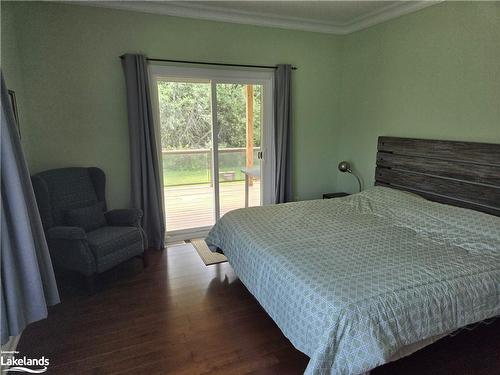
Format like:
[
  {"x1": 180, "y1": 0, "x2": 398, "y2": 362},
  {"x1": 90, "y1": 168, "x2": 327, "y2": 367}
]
[
  {"x1": 87, "y1": 226, "x2": 144, "y2": 272},
  {"x1": 66, "y1": 202, "x2": 106, "y2": 232}
]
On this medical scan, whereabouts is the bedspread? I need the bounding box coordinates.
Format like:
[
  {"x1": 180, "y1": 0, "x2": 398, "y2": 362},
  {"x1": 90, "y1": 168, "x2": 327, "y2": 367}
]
[{"x1": 206, "y1": 187, "x2": 500, "y2": 374}]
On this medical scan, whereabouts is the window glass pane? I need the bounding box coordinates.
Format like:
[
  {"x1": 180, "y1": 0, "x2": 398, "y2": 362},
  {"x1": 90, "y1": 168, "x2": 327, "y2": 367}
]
[
  {"x1": 216, "y1": 83, "x2": 262, "y2": 217},
  {"x1": 157, "y1": 80, "x2": 215, "y2": 231}
]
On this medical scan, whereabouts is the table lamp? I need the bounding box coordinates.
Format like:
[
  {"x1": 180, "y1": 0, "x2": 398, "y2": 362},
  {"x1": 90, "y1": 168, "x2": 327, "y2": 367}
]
[{"x1": 338, "y1": 161, "x2": 362, "y2": 192}]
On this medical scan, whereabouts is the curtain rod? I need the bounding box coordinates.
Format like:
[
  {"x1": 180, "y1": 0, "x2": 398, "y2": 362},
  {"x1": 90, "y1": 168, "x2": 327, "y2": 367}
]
[{"x1": 120, "y1": 55, "x2": 297, "y2": 70}]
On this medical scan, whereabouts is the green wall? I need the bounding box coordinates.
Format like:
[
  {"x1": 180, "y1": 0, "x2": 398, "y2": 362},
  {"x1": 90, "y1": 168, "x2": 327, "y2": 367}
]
[
  {"x1": 2, "y1": 2, "x2": 499, "y2": 204},
  {"x1": 1, "y1": 2, "x2": 341, "y2": 207},
  {"x1": 1, "y1": 1, "x2": 27, "y2": 151},
  {"x1": 336, "y1": 1, "x2": 500, "y2": 193}
]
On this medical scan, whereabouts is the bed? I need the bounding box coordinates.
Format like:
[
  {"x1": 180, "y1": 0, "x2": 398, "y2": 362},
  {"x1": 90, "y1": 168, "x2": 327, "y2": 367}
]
[{"x1": 206, "y1": 137, "x2": 500, "y2": 375}]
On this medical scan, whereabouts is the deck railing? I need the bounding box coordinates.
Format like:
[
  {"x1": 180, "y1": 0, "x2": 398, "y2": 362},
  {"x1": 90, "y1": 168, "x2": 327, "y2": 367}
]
[{"x1": 162, "y1": 147, "x2": 260, "y2": 187}]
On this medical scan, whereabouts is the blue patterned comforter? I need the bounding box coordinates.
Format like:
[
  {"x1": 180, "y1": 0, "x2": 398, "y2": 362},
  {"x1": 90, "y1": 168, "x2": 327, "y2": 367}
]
[{"x1": 206, "y1": 187, "x2": 500, "y2": 375}]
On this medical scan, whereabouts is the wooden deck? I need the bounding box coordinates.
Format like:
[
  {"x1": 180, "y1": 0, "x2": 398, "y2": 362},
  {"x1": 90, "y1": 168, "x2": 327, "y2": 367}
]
[{"x1": 164, "y1": 181, "x2": 260, "y2": 231}]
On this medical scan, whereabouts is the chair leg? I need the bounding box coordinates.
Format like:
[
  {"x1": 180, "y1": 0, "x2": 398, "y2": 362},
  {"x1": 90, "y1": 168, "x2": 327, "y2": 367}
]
[
  {"x1": 85, "y1": 274, "x2": 97, "y2": 295},
  {"x1": 142, "y1": 251, "x2": 149, "y2": 268}
]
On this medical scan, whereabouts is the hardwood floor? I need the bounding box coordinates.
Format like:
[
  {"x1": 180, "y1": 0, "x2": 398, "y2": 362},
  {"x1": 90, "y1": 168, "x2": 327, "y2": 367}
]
[{"x1": 18, "y1": 244, "x2": 500, "y2": 375}]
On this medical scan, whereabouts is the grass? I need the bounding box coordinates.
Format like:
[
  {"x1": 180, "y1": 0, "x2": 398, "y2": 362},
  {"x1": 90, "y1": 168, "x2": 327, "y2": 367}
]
[{"x1": 163, "y1": 167, "x2": 246, "y2": 186}]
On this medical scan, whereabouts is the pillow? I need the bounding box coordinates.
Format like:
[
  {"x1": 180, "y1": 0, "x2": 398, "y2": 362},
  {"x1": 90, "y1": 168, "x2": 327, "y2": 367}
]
[{"x1": 66, "y1": 202, "x2": 107, "y2": 232}]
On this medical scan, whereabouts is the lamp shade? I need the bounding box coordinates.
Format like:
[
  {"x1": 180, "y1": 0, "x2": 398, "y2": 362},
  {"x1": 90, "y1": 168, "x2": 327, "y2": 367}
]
[{"x1": 338, "y1": 161, "x2": 351, "y2": 173}]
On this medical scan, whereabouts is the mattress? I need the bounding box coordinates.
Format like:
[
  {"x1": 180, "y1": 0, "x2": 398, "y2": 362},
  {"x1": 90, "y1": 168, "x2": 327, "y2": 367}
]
[{"x1": 206, "y1": 186, "x2": 500, "y2": 374}]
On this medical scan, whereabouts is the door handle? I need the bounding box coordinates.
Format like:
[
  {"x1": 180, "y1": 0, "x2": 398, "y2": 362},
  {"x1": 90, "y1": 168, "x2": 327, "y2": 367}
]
[{"x1": 257, "y1": 151, "x2": 263, "y2": 159}]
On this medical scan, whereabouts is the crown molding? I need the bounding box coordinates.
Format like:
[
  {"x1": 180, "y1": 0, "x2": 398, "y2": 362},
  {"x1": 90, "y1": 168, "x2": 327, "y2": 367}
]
[
  {"x1": 75, "y1": 1, "x2": 442, "y2": 35},
  {"x1": 341, "y1": 1, "x2": 444, "y2": 34}
]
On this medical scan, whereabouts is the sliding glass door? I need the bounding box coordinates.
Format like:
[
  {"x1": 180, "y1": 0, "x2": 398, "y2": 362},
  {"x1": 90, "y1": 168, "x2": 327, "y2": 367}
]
[
  {"x1": 216, "y1": 83, "x2": 263, "y2": 218},
  {"x1": 155, "y1": 78, "x2": 216, "y2": 232},
  {"x1": 150, "y1": 65, "x2": 273, "y2": 241}
]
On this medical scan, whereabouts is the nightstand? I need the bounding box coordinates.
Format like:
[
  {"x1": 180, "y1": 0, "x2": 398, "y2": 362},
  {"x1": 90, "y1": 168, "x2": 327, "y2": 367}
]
[{"x1": 323, "y1": 192, "x2": 349, "y2": 199}]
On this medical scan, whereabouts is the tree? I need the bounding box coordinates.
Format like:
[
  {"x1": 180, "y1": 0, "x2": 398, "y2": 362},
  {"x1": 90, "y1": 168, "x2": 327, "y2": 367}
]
[{"x1": 157, "y1": 81, "x2": 262, "y2": 150}]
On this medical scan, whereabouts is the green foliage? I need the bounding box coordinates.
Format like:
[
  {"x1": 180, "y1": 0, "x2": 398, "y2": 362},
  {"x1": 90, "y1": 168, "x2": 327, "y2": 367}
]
[
  {"x1": 158, "y1": 81, "x2": 212, "y2": 149},
  {"x1": 216, "y1": 84, "x2": 261, "y2": 148},
  {"x1": 157, "y1": 81, "x2": 262, "y2": 150},
  {"x1": 157, "y1": 80, "x2": 263, "y2": 186}
]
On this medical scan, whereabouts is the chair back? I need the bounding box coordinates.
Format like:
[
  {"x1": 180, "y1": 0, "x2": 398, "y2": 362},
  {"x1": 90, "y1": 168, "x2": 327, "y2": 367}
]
[{"x1": 31, "y1": 167, "x2": 106, "y2": 230}]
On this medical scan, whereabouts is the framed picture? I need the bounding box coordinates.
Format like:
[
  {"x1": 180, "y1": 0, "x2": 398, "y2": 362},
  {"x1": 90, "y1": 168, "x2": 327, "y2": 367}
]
[{"x1": 8, "y1": 89, "x2": 21, "y2": 138}]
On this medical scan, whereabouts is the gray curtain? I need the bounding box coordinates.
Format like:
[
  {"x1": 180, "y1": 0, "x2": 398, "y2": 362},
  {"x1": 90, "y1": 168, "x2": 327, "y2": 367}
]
[
  {"x1": 1, "y1": 73, "x2": 59, "y2": 344},
  {"x1": 274, "y1": 64, "x2": 293, "y2": 203},
  {"x1": 121, "y1": 54, "x2": 165, "y2": 249}
]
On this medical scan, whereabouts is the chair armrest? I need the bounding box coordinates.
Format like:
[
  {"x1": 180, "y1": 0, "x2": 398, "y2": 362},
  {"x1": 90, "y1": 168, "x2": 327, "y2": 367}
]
[
  {"x1": 47, "y1": 226, "x2": 87, "y2": 240},
  {"x1": 105, "y1": 208, "x2": 143, "y2": 226},
  {"x1": 46, "y1": 228, "x2": 95, "y2": 275}
]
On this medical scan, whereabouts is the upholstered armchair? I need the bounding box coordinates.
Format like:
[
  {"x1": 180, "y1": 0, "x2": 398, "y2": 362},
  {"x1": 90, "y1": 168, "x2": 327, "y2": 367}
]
[{"x1": 31, "y1": 167, "x2": 147, "y2": 294}]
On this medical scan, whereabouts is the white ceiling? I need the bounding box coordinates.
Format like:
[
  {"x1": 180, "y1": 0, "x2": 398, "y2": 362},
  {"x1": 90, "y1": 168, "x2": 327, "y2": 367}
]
[{"x1": 81, "y1": 1, "x2": 441, "y2": 34}]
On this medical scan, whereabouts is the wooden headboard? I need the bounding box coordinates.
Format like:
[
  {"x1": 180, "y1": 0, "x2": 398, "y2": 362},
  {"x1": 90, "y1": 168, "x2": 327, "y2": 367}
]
[{"x1": 375, "y1": 136, "x2": 500, "y2": 217}]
